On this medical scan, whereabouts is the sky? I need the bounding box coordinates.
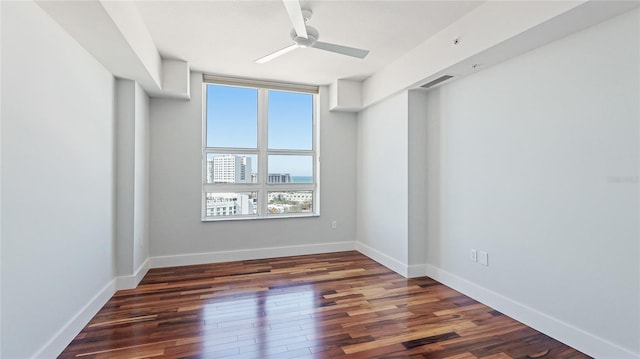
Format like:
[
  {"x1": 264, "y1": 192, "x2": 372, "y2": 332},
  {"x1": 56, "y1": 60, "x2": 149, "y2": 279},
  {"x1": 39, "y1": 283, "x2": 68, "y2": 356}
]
[{"x1": 206, "y1": 84, "x2": 313, "y2": 176}]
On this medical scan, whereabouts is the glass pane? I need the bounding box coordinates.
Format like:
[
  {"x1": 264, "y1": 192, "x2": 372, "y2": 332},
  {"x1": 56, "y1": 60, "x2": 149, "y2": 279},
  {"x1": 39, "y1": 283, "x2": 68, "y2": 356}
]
[
  {"x1": 206, "y1": 84, "x2": 257, "y2": 148},
  {"x1": 268, "y1": 91, "x2": 313, "y2": 150},
  {"x1": 268, "y1": 155, "x2": 313, "y2": 183},
  {"x1": 206, "y1": 154, "x2": 257, "y2": 184},
  {"x1": 205, "y1": 192, "x2": 257, "y2": 217},
  {"x1": 268, "y1": 191, "x2": 313, "y2": 214}
]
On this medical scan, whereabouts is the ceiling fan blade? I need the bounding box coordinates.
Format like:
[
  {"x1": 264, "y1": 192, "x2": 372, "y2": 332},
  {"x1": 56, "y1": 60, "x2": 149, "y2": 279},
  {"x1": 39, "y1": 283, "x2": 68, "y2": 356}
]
[
  {"x1": 255, "y1": 44, "x2": 299, "y2": 64},
  {"x1": 283, "y1": 0, "x2": 308, "y2": 39},
  {"x1": 311, "y1": 41, "x2": 369, "y2": 59}
]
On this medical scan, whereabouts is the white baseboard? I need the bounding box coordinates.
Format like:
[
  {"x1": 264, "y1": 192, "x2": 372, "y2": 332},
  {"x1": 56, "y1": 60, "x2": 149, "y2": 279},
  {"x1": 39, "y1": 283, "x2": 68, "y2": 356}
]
[
  {"x1": 355, "y1": 241, "x2": 408, "y2": 276},
  {"x1": 355, "y1": 241, "x2": 427, "y2": 278},
  {"x1": 407, "y1": 263, "x2": 428, "y2": 278},
  {"x1": 426, "y1": 264, "x2": 639, "y2": 359},
  {"x1": 352, "y1": 242, "x2": 427, "y2": 278},
  {"x1": 32, "y1": 279, "x2": 117, "y2": 359},
  {"x1": 116, "y1": 257, "x2": 151, "y2": 290},
  {"x1": 150, "y1": 241, "x2": 356, "y2": 268}
]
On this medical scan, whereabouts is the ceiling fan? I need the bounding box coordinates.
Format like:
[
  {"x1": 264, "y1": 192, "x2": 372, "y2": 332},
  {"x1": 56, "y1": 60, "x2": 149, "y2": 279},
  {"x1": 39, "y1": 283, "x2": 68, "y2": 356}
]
[{"x1": 255, "y1": 0, "x2": 370, "y2": 64}]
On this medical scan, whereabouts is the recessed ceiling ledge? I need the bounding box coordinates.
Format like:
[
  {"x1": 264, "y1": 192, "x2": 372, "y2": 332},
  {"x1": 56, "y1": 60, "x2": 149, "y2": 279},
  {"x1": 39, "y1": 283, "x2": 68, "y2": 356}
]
[
  {"x1": 362, "y1": 0, "x2": 639, "y2": 109},
  {"x1": 37, "y1": 0, "x2": 191, "y2": 99}
]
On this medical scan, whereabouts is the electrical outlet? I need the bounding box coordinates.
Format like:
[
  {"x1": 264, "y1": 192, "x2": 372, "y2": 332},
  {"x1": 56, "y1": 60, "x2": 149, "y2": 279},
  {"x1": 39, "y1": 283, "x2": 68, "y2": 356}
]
[
  {"x1": 470, "y1": 249, "x2": 477, "y2": 262},
  {"x1": 331, "y1": 221, "x2": 337, "y2": 229},
  {"x1": 479, "y1": 251, "x2": 488, "y2": 266}
]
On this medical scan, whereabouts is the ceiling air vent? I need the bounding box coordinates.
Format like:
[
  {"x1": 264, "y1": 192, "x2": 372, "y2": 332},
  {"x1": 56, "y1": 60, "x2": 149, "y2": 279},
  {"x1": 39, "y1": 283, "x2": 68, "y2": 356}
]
[{"x1": 420, "y1": 75, "x2": 454, "y2": 89}]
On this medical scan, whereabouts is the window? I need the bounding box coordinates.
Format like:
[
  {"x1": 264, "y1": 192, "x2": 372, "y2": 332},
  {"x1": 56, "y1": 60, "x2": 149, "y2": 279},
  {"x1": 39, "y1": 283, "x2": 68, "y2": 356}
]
[{"x1": 202, "y1": 75, "x2": 319, "y2": 220}]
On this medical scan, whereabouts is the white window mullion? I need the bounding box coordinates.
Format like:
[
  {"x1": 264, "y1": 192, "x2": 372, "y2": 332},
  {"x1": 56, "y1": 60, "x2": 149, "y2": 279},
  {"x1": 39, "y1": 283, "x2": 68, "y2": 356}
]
[
  {"x1": 201, "y1": 84, "x2": 209, "y2": 219},
  {"x1": 204, "y1": 183, "x2": 261, "y2": 193},
  {"x1": 266, "y1": 149, "x2": 314, "y2": 156},
  {"x1": 265, "y1": 184, "x2": 315, "y2": 192},
  {"x1": 313, "y1": 94, "x2": 319, "y2": 214},
  {"x1": 206, "y1": 148, "x2": 259, "y2": 155},
  {"x1": 258, "y1": 89, "x2": 269, "y2": 216}
]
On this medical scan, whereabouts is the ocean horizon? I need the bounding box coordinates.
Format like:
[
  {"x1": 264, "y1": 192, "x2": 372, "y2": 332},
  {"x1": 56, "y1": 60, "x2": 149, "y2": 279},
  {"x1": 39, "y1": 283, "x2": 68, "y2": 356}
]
[{"x1": 291, "y1": 176, "x2": 313, "y2": 183}]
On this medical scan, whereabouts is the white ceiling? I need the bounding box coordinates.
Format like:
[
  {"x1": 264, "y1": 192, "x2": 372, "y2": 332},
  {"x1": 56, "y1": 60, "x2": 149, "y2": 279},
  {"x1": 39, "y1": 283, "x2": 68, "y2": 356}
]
[{"x1": 135, "y1": 1, "x2": 484, "y2": 85}]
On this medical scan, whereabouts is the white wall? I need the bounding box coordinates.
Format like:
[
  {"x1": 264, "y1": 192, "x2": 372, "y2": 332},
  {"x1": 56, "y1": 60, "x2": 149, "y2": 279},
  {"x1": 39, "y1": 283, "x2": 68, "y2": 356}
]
[
  {"x1": 133, "y1": 82, "x2": 150, "y2": 272},
  {"x1": 355, "y1": 90, "x2": 430, "y2": 276},
  {"x1": 425, "y1": 8, "x2": 639, "y2": 357},
  {"x1": 116, "y1": 80, "x2": 135, "y2": 275},
  {"x1": 408, "y1": 91, "x2": 428, "y2": 268},
  {"x1": 0, "y1": 2, "x2": 116, "y2": 358},
  {"x1": 356, "y1": 92, "x2": 409, "y2": 268},
  {"x1": 148, "y1": 73, "x2": 357, "y2": 259},
  {"x1": 0, "y1": 0, "x2": 4, "y2": 355},
  {"x1": 116, "y1": 79, "x2": 150, "y2": 277}
]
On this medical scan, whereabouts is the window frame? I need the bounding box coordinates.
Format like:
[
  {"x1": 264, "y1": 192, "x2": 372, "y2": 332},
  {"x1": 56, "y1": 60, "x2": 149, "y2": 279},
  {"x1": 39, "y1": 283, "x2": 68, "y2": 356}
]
[{"x1": 201, "y1": 76, "x2": 320, "y2": 221}]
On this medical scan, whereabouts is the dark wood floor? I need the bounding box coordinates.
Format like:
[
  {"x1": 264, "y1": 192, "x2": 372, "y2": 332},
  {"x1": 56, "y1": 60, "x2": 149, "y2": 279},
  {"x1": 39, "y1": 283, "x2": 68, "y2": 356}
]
[{"x1": 60, "y1": 251, "x2": 590, "y2": 358}]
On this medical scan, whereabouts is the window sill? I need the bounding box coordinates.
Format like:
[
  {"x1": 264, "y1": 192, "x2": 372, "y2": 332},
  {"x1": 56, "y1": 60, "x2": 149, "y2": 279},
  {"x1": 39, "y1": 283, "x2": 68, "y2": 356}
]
[{"x1": 201, "y1": 213, "x2": 320, "y2": 222}]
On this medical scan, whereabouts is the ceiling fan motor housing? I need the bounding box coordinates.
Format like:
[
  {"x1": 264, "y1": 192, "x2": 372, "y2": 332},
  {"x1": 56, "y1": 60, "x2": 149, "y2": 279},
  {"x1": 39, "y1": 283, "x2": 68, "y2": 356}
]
[
  {"x1": 255, "y1": 5, "x2": 368, "y2": 63},
  {"x1": 291, "y1": 26, "x2": 319, "y2": 47}
]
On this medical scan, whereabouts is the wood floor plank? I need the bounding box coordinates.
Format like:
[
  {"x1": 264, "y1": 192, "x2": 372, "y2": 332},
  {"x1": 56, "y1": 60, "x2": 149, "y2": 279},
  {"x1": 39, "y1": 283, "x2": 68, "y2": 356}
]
[{"x1": 59, "y1": 251, "x2": 591, "y2": 358}]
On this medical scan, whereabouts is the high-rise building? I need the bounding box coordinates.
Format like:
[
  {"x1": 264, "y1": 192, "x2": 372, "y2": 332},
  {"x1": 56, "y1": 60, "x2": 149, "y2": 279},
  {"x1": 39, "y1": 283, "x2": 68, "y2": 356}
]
[
  {"x1": 268, "y1": 173, "x2": 291, "y2": 183},
  {"x1": 208, "y1": 155, "x2": 252, "y2": 183}
]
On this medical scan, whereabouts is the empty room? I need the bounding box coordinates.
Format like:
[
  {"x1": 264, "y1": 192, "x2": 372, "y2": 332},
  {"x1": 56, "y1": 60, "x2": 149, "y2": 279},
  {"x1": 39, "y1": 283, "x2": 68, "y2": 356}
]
[{"x1": 1, "y1": 0, "x2": 638, "y2": 358}]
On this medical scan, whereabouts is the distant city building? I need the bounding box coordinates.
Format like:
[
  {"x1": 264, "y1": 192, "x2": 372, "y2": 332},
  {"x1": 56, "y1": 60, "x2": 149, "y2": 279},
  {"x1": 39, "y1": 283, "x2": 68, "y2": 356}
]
[
  {"x1": 208, "y1": 155, "x2": 252, "y2": 183},
  {"x1": 205, "y1": 155, "x2": 255, "y2": 216},
  {"x1": 268, "y1": 191, "x2": 312, "y2": 203},
  {"x1": 267, "y1": 191, "x2": 313, "y2": 214},
  {"x1": 268, "y1": 173, "x2": 291, "y2": 183},
  {"x1": 206, "y1": 193, "x2": 254, "y2": 216}
]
